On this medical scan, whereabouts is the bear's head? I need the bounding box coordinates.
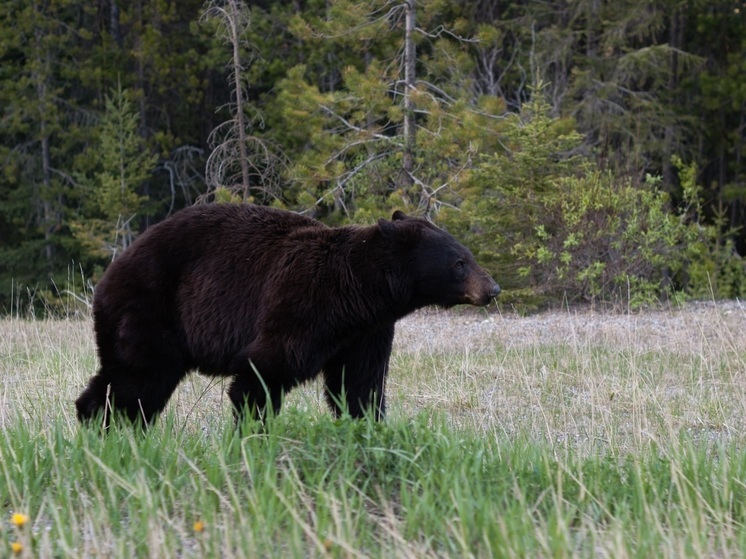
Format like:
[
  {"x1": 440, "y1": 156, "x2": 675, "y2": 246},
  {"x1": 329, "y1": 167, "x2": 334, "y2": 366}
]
[{"x1": 377, "y1": 211, "x2": 500, "y2": 309}]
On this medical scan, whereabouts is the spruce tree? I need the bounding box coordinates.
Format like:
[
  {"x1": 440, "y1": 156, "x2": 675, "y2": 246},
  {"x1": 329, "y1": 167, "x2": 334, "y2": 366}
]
[{"x1": 72, "y1": 85, "x2": 156, "y2": 265}]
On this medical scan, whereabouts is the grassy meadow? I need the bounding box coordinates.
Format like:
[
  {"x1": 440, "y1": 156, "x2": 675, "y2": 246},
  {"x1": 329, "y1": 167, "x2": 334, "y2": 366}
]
[{"x1": 2, "y1": 303, "x2": 746, "y2": 557}]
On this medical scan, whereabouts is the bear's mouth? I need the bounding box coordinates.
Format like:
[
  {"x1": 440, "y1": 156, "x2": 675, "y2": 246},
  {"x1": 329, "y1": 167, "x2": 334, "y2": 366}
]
[
  {"x1": 465, "y1": 294, "x2": 494, "y2": 306},
  {"x1": 466, "y1": 287, "x2": 501, "y2": 306}
]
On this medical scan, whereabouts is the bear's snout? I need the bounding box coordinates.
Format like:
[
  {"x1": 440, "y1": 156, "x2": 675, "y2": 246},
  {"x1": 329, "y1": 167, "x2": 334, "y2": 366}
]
[
  {"x1": 489, "y1": 283, "x2": 501, "y2": 298},
  {"x1": 464, "y1": 274, "x2": 501, "y2": 306}
]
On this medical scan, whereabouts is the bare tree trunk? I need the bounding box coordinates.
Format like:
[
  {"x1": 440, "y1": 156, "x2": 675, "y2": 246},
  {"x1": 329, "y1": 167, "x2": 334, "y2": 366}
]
[
  {"x1": 401, "y1": 0, "x2": 416, "y2": 200},
  {"x1": 662, "y1": 10, "x2": 682, "y2": 189},
  {"x1": 33, "y1": 16, "x2": 54, "y2": 268},
  {"x1": 110, "y1": 0, "x2": 121, "y2": 47},
  {"x1": 228, "y1": 0, "x2": 251, "y2": 200},
  {"x1": 202, "y1": 0, "x2": 285, "y2": 204},
  {"x1": 135, "y1": 0, "x2": 147, "y2": 137},
  {"x1": 734, "y1": 111, "x2": 745, "y2": 231},
  {"x1": 39, "y1": 110, "x2": 54, "y2": 265}
]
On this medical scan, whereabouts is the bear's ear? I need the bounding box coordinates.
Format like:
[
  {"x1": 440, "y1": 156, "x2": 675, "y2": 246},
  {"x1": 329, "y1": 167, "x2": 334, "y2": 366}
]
[
  {"x1": 377, "y1": 217, "x2": 398, "y2": 240},
  {"x1": 391, "y1": 210, "x2": 408, "y2": 221}
]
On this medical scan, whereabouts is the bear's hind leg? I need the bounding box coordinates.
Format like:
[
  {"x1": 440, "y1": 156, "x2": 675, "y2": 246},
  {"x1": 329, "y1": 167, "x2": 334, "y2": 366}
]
[
  {"x1": 77, "y1": 326, "x2": 188, "y2": 428},
  {"x1": 76, "y1": 361, "x2": 187, "y2": 428},
  {"x1": 75, "y1": 371, "x2": 116, "y2": 424}
]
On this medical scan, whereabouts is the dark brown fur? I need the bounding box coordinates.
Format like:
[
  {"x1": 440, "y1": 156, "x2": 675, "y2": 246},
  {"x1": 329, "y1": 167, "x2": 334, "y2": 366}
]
[{"x1": 75, "y1": 205, "x2": 500, "y2": 426}]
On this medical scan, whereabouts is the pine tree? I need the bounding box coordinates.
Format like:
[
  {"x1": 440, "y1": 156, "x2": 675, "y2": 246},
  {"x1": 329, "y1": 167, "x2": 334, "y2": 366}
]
[
  {"x1": 72, "y1": 85, "x2": 156, "y2": 264},
  {"x1": 440, "y1": 92, "x2": 586, "y2": 298},
  {"x1": 0, "y1": 0, "x2": 89, "y2": 308},
  {"x1": 271, "y1": 0, "x2": 510, "y2": 221}
]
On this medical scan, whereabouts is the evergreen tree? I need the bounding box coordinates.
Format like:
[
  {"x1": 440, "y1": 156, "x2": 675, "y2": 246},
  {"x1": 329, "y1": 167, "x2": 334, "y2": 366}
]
[
  {"x1": 440, "y1": 92, "x2": 586, "y2": 300},
  {"x1": 72, "y1": 85, "x2": 156, "y2": 266},
  {"x1": 687, "y1": 0, "x2": 746, "y2": 240},
  {"x1": 271, "y1": 0, "x2": 509, "y2": 221},
  {"x1": 0, "y1": 0, "x2": 89, "y2": 309}
]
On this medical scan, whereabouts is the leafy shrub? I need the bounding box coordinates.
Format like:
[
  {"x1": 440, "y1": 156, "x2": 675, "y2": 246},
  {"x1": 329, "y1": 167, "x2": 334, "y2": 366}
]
[
  {"x1": 517, "y1": 171, "x2": 688, "y2": 307},
  {"x1": 441, "y1": 95, "x2": 746, "y2": 308}
]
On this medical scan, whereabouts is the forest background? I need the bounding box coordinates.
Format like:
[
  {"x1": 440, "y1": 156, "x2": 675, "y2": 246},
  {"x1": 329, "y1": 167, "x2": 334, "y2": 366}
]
[{"x1": 1, "y1": 0, "x2": 744, "y2": 312}]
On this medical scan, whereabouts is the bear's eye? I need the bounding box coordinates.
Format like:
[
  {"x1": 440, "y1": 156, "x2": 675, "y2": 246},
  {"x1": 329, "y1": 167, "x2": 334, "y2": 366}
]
[{"x1": 455, "y1": 259, "x2": 465, "y2": 269}]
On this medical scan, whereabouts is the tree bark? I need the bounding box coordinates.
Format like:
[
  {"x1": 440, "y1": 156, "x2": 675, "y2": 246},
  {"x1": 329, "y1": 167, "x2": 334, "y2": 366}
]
[
  {"x1": 33, "y1": 15, "x2": 54, "y2": 268},
  {"x1": 229, "y1": 0, "x2": 251, "y2": 200},
  {"x1": 110, "y1": 0, "x2": 121, "y2": 47},
  {"x1": 401, "y1": 0, "x2": 416, "y2": 199}
]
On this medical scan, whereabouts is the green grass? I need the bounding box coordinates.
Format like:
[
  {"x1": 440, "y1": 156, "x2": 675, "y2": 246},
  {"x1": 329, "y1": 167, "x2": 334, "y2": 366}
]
[{"x1": 2, "y1": 306, "x2": 746, "y2": 557}]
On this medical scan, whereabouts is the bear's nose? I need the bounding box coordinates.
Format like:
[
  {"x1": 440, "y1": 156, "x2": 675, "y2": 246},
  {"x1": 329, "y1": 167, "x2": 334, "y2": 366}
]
[{"x1": 489, "y1": 284, "x2": 501, "y2": 298}]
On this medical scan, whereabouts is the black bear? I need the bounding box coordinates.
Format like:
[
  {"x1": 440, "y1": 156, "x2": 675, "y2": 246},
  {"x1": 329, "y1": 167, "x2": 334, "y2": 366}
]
[{"x1": 75, "y1": 205, "x2": 500, "y2": 426}]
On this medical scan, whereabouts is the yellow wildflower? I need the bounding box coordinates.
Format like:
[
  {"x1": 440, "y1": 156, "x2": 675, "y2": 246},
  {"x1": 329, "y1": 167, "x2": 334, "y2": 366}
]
[
  {"x1": 193, "y1": 520, "x2": 205, "y2": 533},
  {"x1": 11, "y1": 541, "x2": 23, "y2": 554},
  {"x1": 11, "y1": 513, "x2": 29, "y2": 528}
]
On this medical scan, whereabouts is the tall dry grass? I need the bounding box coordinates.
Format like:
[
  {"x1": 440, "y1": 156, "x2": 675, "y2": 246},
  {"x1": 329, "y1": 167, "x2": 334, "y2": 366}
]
[
  {"x1": 391, "y1": 302, "x2": 746, "y2": 452},
  {"x1": 2, "y1": 301, "x2": 745, "y2": 447}
]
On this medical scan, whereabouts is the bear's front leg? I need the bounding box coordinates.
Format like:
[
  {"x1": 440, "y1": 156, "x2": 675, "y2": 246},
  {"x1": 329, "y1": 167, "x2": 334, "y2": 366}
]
[
  {"x1": 227, "y1": 347, "x2": 286, "y2": 424},
  {"x1": 322, "y1": 323, "x2": 395, "y2": 420}
]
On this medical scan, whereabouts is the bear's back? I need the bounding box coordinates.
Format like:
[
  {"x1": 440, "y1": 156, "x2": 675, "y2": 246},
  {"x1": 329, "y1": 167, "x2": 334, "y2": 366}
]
[
  {"x1": 103, "y1": 204, "x2": 323, "y2": 277},
  {"x1": 93, "y1": 204, "x2": 324, "y2": 317},
  {"x1": 153, "y1": 204, "x2": 324, "y2": 248}
]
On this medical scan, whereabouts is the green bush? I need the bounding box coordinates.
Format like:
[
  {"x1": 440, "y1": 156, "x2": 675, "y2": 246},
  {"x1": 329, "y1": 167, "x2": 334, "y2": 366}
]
[
  {"x1": 518, "y1": 171, "x2": 688, "y2": 307},
  {"x1": 441, "y1": 96, "x2": 746, "y2": 308}
]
